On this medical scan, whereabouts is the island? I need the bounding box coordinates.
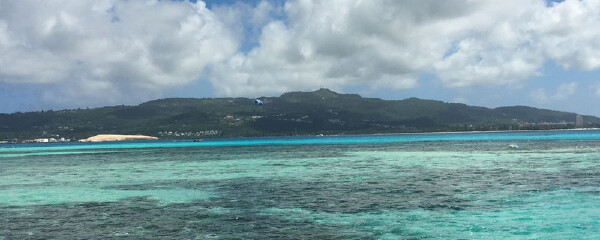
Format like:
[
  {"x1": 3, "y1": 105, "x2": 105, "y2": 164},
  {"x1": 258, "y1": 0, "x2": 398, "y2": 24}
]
[
  {"x1": 78, "y1": 134, "x2": 158, "y2": 142},
  {"x1": 1, "y1": 89, "x2": 600, "y2": 143}
]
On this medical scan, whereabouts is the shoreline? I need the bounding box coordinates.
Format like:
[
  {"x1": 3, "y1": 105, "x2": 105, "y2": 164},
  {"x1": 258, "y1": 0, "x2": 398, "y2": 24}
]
[
  {"x1": 2, "y1": 128, "x2": 599, "y2": 144},
  {"x1": 367, "y1": 127, "x2": 600, "y2": 136}
]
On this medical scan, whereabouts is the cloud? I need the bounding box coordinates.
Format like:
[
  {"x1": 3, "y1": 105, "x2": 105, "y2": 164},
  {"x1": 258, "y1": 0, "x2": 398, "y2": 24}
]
[
  {"x1": 211, "y1": 0, "x2": 282, "y2": 51},
  {"x1": 209, "y1": 0, "x2": 600, "y2": 97},
  {"x1": 530, "y1": 82, "x2": 578, "y2": 104},
  {"x1": 0, "y1": 0, "x2": 238, "y2": 104},
  {"x1": 2, "y1": 0, "x2": 600, "y2": 106},
  {"x1": 210, "y1": 0, "x2": 457, "y2": 96},
  {"x1": 537, "y1": 0, "x2": 600, "y2": 70}
]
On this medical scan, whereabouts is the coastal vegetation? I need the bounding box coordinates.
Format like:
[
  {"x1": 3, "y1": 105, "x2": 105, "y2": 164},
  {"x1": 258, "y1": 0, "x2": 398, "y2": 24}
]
[{"x1": 1, "y1": 89, "x2": 598, "y2": 142}]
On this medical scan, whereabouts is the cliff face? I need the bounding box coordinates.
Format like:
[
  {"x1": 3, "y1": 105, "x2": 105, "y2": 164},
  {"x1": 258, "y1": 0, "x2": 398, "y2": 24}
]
[{"x1": 1, "y1": 89, "x2": 599, "y2": 140}]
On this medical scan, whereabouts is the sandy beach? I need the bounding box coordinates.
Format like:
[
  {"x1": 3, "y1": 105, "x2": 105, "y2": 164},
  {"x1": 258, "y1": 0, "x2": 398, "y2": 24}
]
[{"x1": 79, "y1": 134, "x2": 158, "y2": 142}]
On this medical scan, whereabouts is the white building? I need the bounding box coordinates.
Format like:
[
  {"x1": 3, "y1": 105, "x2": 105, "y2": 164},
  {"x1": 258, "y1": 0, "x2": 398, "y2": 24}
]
[{"x1": 575, "y1": 115, "x2": 584, "y2": 128}]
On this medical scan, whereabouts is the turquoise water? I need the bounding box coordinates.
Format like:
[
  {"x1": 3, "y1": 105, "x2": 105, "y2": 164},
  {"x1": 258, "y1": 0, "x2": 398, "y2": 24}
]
[{"x1": 1, "y1": 130, "x2": 599, "y2": 239}]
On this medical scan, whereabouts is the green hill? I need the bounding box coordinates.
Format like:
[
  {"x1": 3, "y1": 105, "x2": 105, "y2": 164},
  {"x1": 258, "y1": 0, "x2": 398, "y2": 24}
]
[{"x1": 1, "y1": 89, "x2": 598, "y2": 141}]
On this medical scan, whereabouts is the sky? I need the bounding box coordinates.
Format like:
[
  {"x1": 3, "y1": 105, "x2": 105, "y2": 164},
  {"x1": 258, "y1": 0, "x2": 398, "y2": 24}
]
[{"x1": 1, "y1": 0, "x2": 600, "y2": 117}]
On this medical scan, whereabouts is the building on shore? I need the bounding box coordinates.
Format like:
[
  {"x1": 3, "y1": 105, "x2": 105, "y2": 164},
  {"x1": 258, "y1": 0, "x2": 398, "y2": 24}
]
[{"x1": 575, "y1": 115, "x2": 584, "y2": 128}]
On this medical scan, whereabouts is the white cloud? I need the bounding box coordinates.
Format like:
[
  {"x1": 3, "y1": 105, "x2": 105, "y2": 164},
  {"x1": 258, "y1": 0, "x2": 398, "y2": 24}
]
[
  {"x1": 530, "y1": 82, "x2": 578, "y2": 104},
  {"x1": 0, "y1": 0, "x2": 238, "y2": 104},
  {"x1": 2, "y1": 0, "x2": 600, "y2": 105},
  {"x1": 210, "y1": 0, "x2": 600, "y2": 97},
  {"x1": 211, "y1": 1, "x2": 282, "y2": 52},
  {"x1": 210, "y1": 0, "x2": 454, "y2": 96},
  {"x1": 536, "y1": 0, "x2": 600, "y2": 70}
]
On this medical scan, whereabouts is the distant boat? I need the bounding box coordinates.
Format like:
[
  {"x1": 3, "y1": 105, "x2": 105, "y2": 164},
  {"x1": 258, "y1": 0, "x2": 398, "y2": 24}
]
[
  {"x1": 508, "y1": 144, "x2": 519, "y2": 149},
  {"x1": 193, "y1": 139, "x2": 203, "y2": 142}
]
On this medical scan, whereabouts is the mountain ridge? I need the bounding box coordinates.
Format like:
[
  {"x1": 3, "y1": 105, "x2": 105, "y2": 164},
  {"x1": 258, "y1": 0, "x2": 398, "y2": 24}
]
[{"x1": 1, "y1": 89, "x2": 598, "y2": 141}]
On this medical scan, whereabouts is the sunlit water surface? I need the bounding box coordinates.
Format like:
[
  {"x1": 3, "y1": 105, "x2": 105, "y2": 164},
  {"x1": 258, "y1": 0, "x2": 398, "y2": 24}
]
[{"x1": 1, "y1": 130, "x2": 599, "y2": 239}]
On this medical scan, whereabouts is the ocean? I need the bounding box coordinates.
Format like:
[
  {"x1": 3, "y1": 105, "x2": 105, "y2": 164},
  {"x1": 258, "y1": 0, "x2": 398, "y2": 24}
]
[{"x1": 1, "y1": 130, "x2": 599, "y2": 239}]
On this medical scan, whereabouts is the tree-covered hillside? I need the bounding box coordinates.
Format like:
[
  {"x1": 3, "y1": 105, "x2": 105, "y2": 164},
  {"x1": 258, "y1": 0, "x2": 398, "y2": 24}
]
[{"x1": 1, "y1": 89, "x2": 598, "y2": 141}]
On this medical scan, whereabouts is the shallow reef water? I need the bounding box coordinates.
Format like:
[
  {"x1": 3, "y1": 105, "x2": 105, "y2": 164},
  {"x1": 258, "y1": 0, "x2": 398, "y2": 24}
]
[{"x1": 1, "y1": 130, "x2": 599, "y2": 239}]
